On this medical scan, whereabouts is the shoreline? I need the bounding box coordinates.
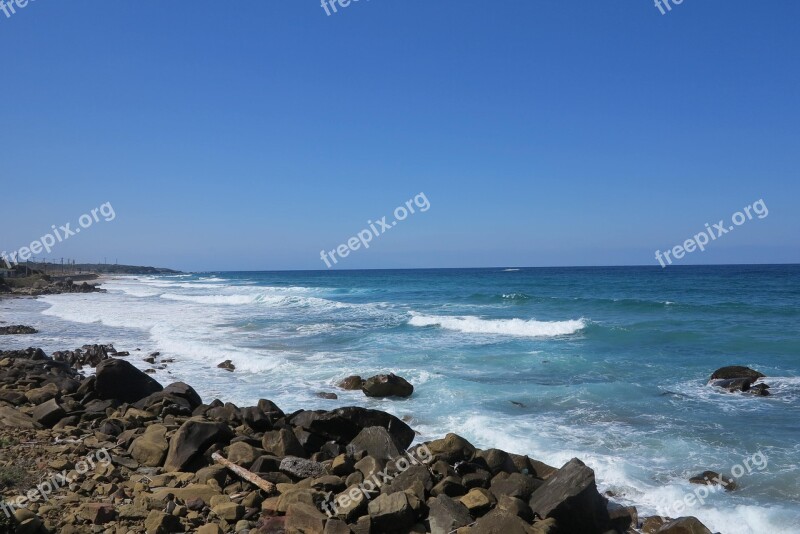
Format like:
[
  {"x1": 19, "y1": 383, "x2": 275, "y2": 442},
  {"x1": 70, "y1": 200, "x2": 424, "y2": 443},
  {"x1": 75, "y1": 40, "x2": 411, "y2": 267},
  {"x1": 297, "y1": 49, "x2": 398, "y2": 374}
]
[{"x1": 0, "y1": 290, "x2": 718, "y2": 533}]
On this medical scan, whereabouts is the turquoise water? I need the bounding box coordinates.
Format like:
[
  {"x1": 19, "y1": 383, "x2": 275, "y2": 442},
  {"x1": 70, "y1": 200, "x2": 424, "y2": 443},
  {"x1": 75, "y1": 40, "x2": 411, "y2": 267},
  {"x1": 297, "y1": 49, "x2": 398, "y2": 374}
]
[{"x1": 5, "y1": 265, "x2": 799, "y2": 533}]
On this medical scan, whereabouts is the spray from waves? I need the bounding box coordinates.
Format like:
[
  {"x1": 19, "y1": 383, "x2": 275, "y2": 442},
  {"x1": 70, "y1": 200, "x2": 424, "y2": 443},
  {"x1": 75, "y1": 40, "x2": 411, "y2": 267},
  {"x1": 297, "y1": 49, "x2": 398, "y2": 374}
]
[{"x1": 408, "y1": 312, "x2": 586, "y2": 338}]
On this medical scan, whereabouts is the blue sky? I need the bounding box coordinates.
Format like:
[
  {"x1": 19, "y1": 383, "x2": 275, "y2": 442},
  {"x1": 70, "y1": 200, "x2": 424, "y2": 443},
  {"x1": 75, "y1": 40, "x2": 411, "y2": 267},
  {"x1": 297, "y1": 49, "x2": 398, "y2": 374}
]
[{"x1": 1, "y1": 0, "x2": 798, "y2": 271}]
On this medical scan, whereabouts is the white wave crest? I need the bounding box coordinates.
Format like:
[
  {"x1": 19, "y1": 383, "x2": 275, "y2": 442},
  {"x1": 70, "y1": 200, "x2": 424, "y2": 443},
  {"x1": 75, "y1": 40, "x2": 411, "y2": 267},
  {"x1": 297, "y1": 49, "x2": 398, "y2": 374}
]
[{"x1": 408, "y1": 312, "x2": 586, "y2": 338}]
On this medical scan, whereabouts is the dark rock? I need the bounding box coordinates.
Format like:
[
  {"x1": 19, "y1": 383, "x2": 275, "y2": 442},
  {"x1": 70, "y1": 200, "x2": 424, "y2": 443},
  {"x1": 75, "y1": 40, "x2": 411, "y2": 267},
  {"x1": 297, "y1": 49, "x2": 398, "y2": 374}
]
[
  {"x1": 32, "y1": 398, "x2": 66, "y2": 427},
  {"x1": 476, "y1": 448, "x2": 516, "y2": 475},
  {"x1": 290, "y1": 407, "x2": 415, "y2": 449},
  {"x1": 362, "y1": 373, "x2": 414, "y2": 398},
  {"x1": 709, "y1": 378, "x2": 755, "y2": 392},
  {"x1": 262, "y1": 428, "x2": 306, "y2": 458},
  {"x1": 337, "y1": 375, "x2": 365, "y2": 390},
  {"x1": 528, "y1": 458, "x2": 610, "y2": 534},
  {"x1": 346, "y1": 426, "x2": 404, "y2": 460},
  {"x1": 315, "y1": 391, "x2": 338, "y2": 400},
  {"x1": 0, "y1": 325, "x2": 38, "y2": 335},
  {"x1": 368, "y1": 492, "x2": 416, "y2": 532},
  {"x1": 710, "y1": 366, "x2": 765, "y2": 381},
  {"x1": 469, "y1": 509, "x2": 539, "y2": 533},
  {"x1": 607, "y1": 501, "x2": 638, "y2": 532},
  {"x1": 689, "y1": 471, "x2": 737, "y2": 491},
  {"x1": 279, "y1": 456, "x2": 327, "y2": 479},
  {"x1": 163, "y1": 418, "x2": 234, "y2": 472},
  {"x1": 217, "y1": 359, "x2": 235, "y2": 371},
  {"x1": 428, "y1": 494, "x2": 472, "y2": 534},
  {"x1": 95, "y1": 358, "x2": 163, "y2": 403},
  {"x1": 656, "y1": 516, "x2": 713, "y2": 534},
  {"x1": 490, "y1": 472, "x2": 541, "y2": 501},
  {"x1": 428, "y1": 433, "x2": 476, "y2": 463}
]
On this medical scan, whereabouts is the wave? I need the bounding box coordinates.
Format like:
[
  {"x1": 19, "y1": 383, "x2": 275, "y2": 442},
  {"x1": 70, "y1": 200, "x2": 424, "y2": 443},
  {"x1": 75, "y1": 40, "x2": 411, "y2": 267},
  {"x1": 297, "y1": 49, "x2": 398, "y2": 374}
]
[{"x1": 408, "y1": 312, "x2": 586, "y2": 338}]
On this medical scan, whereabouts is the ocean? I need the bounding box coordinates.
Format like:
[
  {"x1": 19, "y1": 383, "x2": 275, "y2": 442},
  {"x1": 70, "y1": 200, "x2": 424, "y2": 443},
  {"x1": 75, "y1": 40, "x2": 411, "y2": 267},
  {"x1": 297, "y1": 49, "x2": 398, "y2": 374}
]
[{"x1": 3, "y1": 265, "x2": 799, "y2": 533}]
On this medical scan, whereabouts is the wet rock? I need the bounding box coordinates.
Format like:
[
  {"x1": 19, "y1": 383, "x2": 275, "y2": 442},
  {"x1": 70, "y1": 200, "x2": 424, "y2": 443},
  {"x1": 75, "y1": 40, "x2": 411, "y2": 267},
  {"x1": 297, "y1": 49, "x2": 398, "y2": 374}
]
[
  {"x1": 337, "y1": 375, "x2": 365, "y2": 390},
  {"x1": 689, "y1": 471, "x2": 737, "y2": 491},
  {"x1": 362, "y1": 373, "x2": 414, "y2": 398},
  {"x1": 710, "y1": 366, "x2": 765, "y2": 381},
  {"x1": 217, "y1": 359, "x2": 235, "y2": 372}
]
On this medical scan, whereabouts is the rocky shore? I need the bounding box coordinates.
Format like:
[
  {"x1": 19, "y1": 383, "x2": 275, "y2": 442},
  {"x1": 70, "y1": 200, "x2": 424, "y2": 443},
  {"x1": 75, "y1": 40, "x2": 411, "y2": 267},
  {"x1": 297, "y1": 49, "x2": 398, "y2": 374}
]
[
  {"x1": 0, "y1": 273, "x2": 104, "y2": 298},
  {"x1": 0, "y1": 341, "x2": 722, "y2": 534}
]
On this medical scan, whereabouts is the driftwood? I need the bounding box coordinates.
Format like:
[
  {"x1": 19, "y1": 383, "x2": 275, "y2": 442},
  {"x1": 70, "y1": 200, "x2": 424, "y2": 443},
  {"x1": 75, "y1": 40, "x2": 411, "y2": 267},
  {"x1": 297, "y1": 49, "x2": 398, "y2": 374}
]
[{"x1": 212, "y1": 452, "x2": 277, "y2": 495}]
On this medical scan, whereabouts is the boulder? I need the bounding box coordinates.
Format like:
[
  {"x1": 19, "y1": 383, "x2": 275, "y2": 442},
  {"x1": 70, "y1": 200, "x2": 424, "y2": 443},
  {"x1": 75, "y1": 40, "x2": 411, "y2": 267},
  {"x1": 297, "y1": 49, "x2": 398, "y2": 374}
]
[
  {"x1": 32, "y1": 398, "x2": 66, "y2": 427},
  {"x1": 656, "y1": 516, "x2": 712, "y2": 534},
  {"x1": 0, "y1": 325, "x2": 38, "y2": 335},
  {"x1": 337, "y1": 375, "x2": 365, "y2": 390},
  {"x1": 95, "y1": 358, "x2": 163, "y2": 403},
  {"x1": 163, "y1": 418, "x2": 234, "y2": 472},
  {"x1": 428, "y1": 433, "x2": 476, "y2": 463},
  {"x1": 279, "y1": 456, "x2": 328, "y2": 479},
  {"x1": 129, "y1": 424, "x2": 170, "y2": 467},
  {"x1": 346, "y1": 426, "x2": 404, "y2": 460},
  {"x1": 24, "y1": 383, "x2": 59, "y2": 404},
  {"x1": 285, "y1": 502, "x2": 326, "y2": 534},
  {"x1": 362, "y1": 373, "x2": 414, "y2": 398},
  {"x1": 689, "y1": 471, "x2": 737, "y2": 491},
  {"x1": 528, "y1": 458, "x2": 610, "y2": 533},
  {"x1": 217, "y1": 360, "x2": 235, "y2": 372},
  {"x1": 469, "y1": 509, "x2": 538, "y2": 533},
  {"x1": 428, "y1": 495, "x2": 472, "y2": 534},
  {"x1": 368, "y1": 492, "x2": 416, "y2": 532},
  {"x1": 262, "y1": 428, "x2": 306, "y2": 458},
  {"x1": 290, "y1": 407, "x2": 415, "y2": 449},
  {"x1": 709, "y1": 366, "x2": 765, "y2": 381}
]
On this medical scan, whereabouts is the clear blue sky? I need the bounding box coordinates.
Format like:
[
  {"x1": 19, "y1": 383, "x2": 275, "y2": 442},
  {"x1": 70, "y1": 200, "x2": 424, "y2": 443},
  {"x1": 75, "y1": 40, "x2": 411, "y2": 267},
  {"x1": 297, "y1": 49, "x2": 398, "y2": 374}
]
[{"x1": 1, "y1": 0, "x2": 798, "y2": 271}]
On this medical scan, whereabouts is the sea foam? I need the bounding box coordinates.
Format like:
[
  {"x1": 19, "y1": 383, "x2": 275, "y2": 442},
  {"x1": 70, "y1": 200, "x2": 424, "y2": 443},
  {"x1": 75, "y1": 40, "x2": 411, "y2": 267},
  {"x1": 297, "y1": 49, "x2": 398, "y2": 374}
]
[{"x1": 408, "y1": 312, "x2": 585, "y2": 337}]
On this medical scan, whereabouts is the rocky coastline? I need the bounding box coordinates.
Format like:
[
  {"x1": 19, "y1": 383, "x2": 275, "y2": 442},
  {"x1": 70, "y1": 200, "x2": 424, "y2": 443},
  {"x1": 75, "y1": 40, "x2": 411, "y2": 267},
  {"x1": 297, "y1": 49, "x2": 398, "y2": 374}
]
[{"x1": 0, "y1": 345, "x2": 728, "y2": 534}]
